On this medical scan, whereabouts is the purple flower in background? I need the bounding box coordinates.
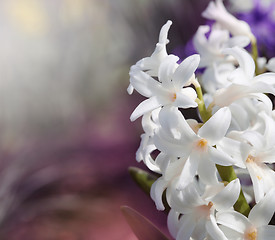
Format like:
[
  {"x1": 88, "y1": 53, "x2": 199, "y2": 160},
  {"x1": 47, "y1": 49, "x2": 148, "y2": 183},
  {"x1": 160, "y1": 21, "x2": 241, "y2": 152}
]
[{"x1": 236, "y1": 0, "x2": 275, "y2": 57}]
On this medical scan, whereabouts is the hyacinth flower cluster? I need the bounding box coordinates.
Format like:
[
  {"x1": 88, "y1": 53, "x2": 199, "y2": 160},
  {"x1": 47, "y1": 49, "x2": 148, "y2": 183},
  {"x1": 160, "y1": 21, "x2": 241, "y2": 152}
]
[{"x1": 126, "y1": 0, "x2": 275, "y2": 239}]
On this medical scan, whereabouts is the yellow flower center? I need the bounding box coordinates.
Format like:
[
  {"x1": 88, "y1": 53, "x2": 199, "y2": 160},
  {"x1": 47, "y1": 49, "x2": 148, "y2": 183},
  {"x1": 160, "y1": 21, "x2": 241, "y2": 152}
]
[
  {"x1": 244, "y1": 228, "x2": 257, "y2": 240},
  {"x1": 196, "y1": 201, "x2": 213, "y2": 219},
  {"x1": 246, "y1": 155, "x2": 257, "y2": 163},
  {"x1": 196, "y1": 138, "x2": 208, "y2": 151},
  {"x1": 171, "y1": 93, "x2": 177, "y2": 102},
  {"x1": 246, "y1": 155, "x2": 262, "y2": 180}
]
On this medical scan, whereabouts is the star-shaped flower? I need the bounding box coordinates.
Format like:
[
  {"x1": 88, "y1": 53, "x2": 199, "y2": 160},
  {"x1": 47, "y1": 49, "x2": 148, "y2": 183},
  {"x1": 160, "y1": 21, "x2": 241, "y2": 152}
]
[
  {"x1": 129, "y1": 54, "x2": 199, "y2": 121},
  {"x1": 154, "y1": 106, "x2": 242, "y2": 189},
  {"x1": 167, "y1": 178, "x2": 241, "y2": 240},
  {"x1": 217, "y1": 188, "x2": 275, "y2": 240}
]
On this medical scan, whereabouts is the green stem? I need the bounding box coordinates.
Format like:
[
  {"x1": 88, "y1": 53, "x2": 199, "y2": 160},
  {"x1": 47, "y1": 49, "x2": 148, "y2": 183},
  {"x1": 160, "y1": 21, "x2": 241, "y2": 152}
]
[
  {"x1": 195, "y1": 84, "x2": 212, "y2": 122},
  {"x1": 216, "y1": 165, "x2": 250, "y2": 217},
  {"x1": 251, "y1": 37, "x2": 259, "y2": 75}
]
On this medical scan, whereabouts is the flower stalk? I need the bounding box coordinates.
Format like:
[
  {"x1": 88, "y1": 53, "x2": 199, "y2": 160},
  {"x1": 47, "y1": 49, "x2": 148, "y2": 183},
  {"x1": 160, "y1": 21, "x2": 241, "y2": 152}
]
[
  {"x1": 195, "y1": 83, "x2": 212, "y2": 123},
  {"x1": 251, "y1": 37, "x2": 259, "y2": 75}
]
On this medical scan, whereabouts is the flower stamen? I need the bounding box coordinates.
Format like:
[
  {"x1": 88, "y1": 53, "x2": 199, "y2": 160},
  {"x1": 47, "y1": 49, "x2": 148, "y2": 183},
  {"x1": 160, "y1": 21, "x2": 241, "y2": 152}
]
[
  {"x1": 171, "y1": 93, "x2": 177, "y2": 102},
  {"x1": 244, "y1": 227, "x2": 257, "y2": 240},
  {"x1": 246, "y1": 155, "x2": 257, "y2": 163},
  {"x1": 196, "y1": 201, "x2": 213, "y2": 219},
  {"x1": 196, "y1": 138, "x2": 208, "y2": 151}
]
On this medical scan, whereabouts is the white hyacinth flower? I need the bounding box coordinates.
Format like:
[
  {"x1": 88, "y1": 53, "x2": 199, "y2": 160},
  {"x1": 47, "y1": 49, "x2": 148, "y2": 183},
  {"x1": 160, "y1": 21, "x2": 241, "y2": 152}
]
[
  {"x1": 194, "y1": 25, "x2": 250, "y2": 69},
  {"x1": 213, "y1": 47, "x2": 275, "y2": 109},
  {"x1": 150, "y1": 155, "x2": 188, "y2": 211},
  {"x1": 228, "y1": 98, "x2": 268, "y2": 132},
  {"x1": 135, "y1": 20, "x2": 172, "y2": 76},
  {"x1": 129, "y1": 54, "x2": 199, "y2": 121},
  {"x1": 135, "y1": 109, "x2": 161, "y2": 173},
  {"x1": 217, "y1": 188, "x2": 275, "y2": 240},
  {"x1": 154, "y1": 106, "x2": 241, "y2": 189},
  {"x1": 127, "y1": 20, "x2": 172, "y2": 94},
  {"x1": 229, "y1": 112, "x2": 275, "y2": 203},
  {"x1": 193, "y1": 25, "x2": 250, "y2": 94},
  {"x1": 202, "y1": 0, "x2": 255, "y2": 41},
  {"x1": 266, "y1": 57, "x2": 275, "y2": 72},
  {"x1": 167, "y1": 179, "x2": 241, "y2": 240}
]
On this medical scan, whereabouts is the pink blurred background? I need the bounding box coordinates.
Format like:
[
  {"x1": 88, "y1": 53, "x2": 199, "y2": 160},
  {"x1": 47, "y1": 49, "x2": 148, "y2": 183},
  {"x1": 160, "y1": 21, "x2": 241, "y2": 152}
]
[{"x1": 0, "y1": 1, "x2": 210, "y2": 239}]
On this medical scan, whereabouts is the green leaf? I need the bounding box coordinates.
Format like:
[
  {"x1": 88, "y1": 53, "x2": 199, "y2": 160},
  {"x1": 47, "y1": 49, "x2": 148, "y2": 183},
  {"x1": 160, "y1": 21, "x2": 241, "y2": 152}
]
[
  {"x1": 128, "y1": 167, "x2": 157, "y2": 195},
  {"x1": 121, "y1": 206, "x2": 171, "y2": 240}
]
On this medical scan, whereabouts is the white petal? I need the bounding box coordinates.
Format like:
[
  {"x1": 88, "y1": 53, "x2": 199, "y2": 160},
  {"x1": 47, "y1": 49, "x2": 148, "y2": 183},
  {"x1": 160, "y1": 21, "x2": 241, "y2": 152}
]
[
  {"x1": 168, "y1": 209, "x2": 181, "y2": 239},
  {"x1": 258, "y1": 225, "x2": 275, "y2": 240},
  {"x1": 222, "y1": 47, "x2": 255, "y2": 79},
  {"x1": 247, "y1": 163, "x2": 265, "y2": 203},
  {"x1": 169, "y1": 182, "x2": 204, "y2": 213},
  {"x1": 216, "y1": 210, "x2": 251, "y2": 233},
  {"x1": 159, "y1": 106, "x2": 196, "y2": 141},
  {"x1": 197, "y1": 153, "x2": 219, "y2": 185},
  {"x1": 260, "y1": 148, "x2": 275, "y2": 164},
  {"x1": 226, "y1": 36, "x2": 250, "y2": 48},
  {"x1": 158, "y1": 20, "x2": 172, "y2": 45},
  {"x1": 208, "y1": 28, "x2": 228, "y2": 49},
  {"x1": 213, "y1": 84, "x2": 249, "y2": 107},
  {"x1": 198, "y1": 107, "x2": 231, "y2": 145},
  {"x1": 248, "y1": 187, "x2": 275, "y2": 227},
  {"x1": 164, "y1": 157, "x2": 187, "y2": 181},
  {"x1": 217, "y1": 137, "x2": 248, "y2": 168},
  {"x1": 172, "y1": 54, "x2": 200, "y2": 89},
  {"x1": 253, "y1": 72, "x2": 275, "y2": 86},
  {"x1": 155, "y1": 152, "x2": 170, "y2": 175},
  {"x1": 266, "y1": 57, "x2": 275, "y2": 72},
  {"x1": 202, "y1": 0, "x2": 227, "y2": 20},
  {"x1": 241, "y1": 130, "x2": 265, "y2": 149},
  {"x1": 158, "y1": 55, "x2": 179, "y2": 86},
  {"x1": 218, "y1": 225, "x2": 243, "y2": 240},
  {"x1": 203, "y1": 0, "x2": 253, "y2": 38},
  {"x1": 138, "y1": 21, "x2": 172, "y2": 72},
  {"x1": 261, "y1": 112, "x2": 275, "y2": 146},
  {"x1": 136, "y1": 134, "x2": 161, "y2": 173},
  {"x1": 209, "y1": 145, "x2": 239, "y2": 166},
  {"x1": 177, "y1": 155, "x2": 199, "y2": 190},
  {"x1": 192, "y1": 218, "x2": 207, "y2": 240},
  {"x1": 193, "y1": 25, "x2": 210, "y2": 61},
  {"x1": 229, "y1": 103, "x2": 250, "y2": 131},
  {"x1": 246, "y1": 93, "x2": 273, "y2": 112},
  {"x1": 141, "y1": 111, "x2": 155, "y2": 134},
  {"x1": 158, "y1": 106, "x2": 183, "y2": 137},
  {"x1": 130, "y1": 97, "x2": 162, "y2": 121},
  {"x1": 129, "y1": 66, "x2": 161, "y2": 97},
  {"x1": 176, "y1": 214, "x2": 196, "y2": 240},
  {"x1": 246, "y1": 162, "x2": 266, "y2": 203},
  {"x1": 250, "y1": 81, "x2": 275, "y2": 95},
  {"x1": 153, "y1": 130, "x2": 192, "y2": 157},
  {"x1": 150, "y1": 177, "x2": 168, "y2": 211},
  {"x1": 201, "y1": 67, "x2": 219, "y2": 93},
  {"x1": 210, "y1": 178, "x2": 241, "y2": 211},
  {"x1": 179, "y1": 87, "x2": 198, "y2": 100},
  {"x1": 127, "y1": 83, "x2": 134, "y2": 95},
  {"x1": 173, "y1": 90, "x2": 198, "y2": 109},
  {"x1": 206, "y1": 214, "x2": 228, "y2": 240},
  {"x1": 142, "y1": 144, "x2": 161, "y2": 173}
]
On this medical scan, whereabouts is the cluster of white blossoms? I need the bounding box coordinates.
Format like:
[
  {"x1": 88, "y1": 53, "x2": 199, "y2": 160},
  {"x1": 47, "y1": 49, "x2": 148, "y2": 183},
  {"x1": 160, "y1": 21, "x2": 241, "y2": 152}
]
[{"x1": 128, "y1": 0, "x2": 275, "y2": 239}]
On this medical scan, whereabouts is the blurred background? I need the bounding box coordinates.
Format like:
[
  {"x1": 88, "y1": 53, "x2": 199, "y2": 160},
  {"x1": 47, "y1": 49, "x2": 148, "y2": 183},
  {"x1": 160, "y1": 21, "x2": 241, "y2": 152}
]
[{"x1": 0, "y1": 0, "x2": 274, "y2": 239}]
